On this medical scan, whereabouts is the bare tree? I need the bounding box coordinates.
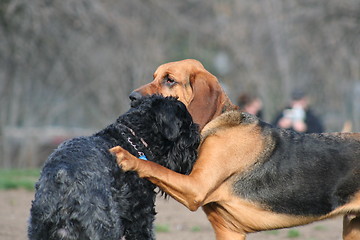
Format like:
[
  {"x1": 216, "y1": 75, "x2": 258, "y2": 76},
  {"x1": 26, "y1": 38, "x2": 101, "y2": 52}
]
[{"x1": 1, "y1": 0, "x2": 359, "y2": 167}]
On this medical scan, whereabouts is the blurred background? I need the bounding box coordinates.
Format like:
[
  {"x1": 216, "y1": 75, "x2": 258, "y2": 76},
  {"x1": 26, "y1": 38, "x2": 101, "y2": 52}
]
[{"x1": 1, "y1": 0, "x2": 359, "y2": 168}]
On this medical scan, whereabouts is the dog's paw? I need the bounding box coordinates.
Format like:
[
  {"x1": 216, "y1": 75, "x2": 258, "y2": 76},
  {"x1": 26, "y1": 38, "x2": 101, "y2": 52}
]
[
  {"x1": 110, "y1": 146, "x2": 139, "y2": 172},
  {"x1": 109, "y1": 146, "x2": 125, "y2": 155}
]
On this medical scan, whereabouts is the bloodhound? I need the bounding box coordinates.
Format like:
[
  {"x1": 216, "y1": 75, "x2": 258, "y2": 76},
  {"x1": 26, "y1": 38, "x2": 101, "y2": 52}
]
[
  {"x1": 112, "y1": 59, "x2": 360, "y2": 240},
  {"x1": 128, "y1": 59, "x2": 238, "y2": 130}
]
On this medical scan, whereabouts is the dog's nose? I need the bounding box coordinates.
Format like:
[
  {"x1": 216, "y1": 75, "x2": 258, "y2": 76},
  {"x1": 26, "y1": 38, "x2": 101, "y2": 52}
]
[{"x1": 129, "y1": 91, "x2": 142, "y2": 102}]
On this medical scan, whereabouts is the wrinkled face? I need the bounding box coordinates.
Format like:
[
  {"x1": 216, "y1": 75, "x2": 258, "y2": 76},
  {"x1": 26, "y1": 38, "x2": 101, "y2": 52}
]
[
  {"x1": 130, "y1": 59, "x2": 205, "y2": 107},
  {"x1": 129, "y1": 59, "x2": 224, "y2": 130}
]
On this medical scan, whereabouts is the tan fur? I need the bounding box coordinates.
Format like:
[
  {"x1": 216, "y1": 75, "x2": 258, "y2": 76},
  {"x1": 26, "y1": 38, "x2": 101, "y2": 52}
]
[
  {"x1": 132, "y1": 59, "x2": 237, "y2": 130},
  {"x1": 117, "y1": 59, "x2": 360, "y2": 239}
]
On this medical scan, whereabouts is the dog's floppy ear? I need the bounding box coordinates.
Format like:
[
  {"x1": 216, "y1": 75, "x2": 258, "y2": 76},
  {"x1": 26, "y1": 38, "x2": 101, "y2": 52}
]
[
  {"x1": 187, "y1": 71, "x2": 222, "y2": 129},
  {"x1": 153, "y1": 99, "x2": 185, "y2": 141}
]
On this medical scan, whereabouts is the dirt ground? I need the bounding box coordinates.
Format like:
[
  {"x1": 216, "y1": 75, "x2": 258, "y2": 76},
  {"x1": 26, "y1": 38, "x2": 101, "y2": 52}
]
[{"x1": 0, "y1": 189, "x2": 343, "y2": 240}]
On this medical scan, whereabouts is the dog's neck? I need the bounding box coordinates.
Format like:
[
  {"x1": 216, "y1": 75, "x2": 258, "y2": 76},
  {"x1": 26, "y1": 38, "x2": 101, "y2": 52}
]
[
  {"x1": 221, "y1": 98, "x2": 239, "y2": 114},
  {"x1": 120, "y1": 124, "x2": 149, "y2": 160},
  {"x1": 210, "y1": 93, "x2": 238, "y2": 127},
  {"x1": 95, "y1": 121, "x2": 151, "y2": 160}
]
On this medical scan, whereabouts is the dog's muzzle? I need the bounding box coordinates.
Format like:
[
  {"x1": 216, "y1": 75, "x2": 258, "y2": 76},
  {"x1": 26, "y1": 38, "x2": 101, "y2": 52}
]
[{"x1": 129, "y1": 91, "x2": 143, "y2": 107}]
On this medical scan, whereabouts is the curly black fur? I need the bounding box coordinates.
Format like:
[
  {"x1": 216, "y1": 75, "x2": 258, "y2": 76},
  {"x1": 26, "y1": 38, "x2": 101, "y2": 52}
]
[{"x1": 28, "y1": 95, "x2": 200, "y2": 240}]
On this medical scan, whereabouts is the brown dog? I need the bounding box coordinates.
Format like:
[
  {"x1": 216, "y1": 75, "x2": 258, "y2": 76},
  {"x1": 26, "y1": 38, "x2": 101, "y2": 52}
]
[
  {"x1": 129, "y1": 59, "x2": 238, "y2": 130},
  {"x1": 113, "y1": 59, "x2": 360, "y2": 240}
]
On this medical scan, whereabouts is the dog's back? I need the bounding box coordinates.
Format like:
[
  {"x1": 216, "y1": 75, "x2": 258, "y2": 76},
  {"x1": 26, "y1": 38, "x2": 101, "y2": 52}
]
[
  {"x1": 29, "y1": 136, "x2": 125, "y2": 240},
  {"x1": 234, "y1": 122, "x2": 360, "y2": 216}
]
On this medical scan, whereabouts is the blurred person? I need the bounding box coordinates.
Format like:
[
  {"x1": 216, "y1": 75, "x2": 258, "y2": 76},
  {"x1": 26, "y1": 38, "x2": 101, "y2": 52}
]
[
  {"x1": 237, "y1": 93, "x2": 263, "y2": 119},
  {"x1": 272, "y1": 89, "x2": 324, "y2": 133},
  {"x1": 342, "y1": 120, "x2": 352, "y2": 132}
]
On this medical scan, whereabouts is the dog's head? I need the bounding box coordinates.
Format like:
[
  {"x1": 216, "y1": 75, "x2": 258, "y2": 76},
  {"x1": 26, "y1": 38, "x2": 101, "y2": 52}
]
[
  {"x1": 129, "y1": 59, "x2": 232, "y2": 130},
  {"x1": 123, "y1": 95, "x2": 200, "y2": 175}
]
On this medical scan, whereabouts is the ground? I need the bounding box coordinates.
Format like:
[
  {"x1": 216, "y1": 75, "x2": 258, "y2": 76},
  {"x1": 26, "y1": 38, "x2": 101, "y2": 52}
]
[{"x1": 0, "y1": 189, "x2": 343, "y2": 240}]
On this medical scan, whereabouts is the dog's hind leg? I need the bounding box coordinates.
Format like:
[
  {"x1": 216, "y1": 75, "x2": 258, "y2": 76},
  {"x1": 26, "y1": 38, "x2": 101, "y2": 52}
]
[
  {"x1": 203, "y1": 204, "x2": 246, "y2": 240},
  {"x1": 343, "y1": 214, "x2": 360, "y2": 240}
]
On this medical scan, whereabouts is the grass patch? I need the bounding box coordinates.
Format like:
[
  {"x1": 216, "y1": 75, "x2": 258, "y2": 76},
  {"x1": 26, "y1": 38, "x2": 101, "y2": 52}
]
[
  {"x1": 287, "y1": 229, "x2": 300, "y2": 238},
  {"x1": 314, "y1": 225, "x2": 327, "y2": 231},
  {"x1": 190, "y1": 226, "x2": 201, "y2": 232},
  {"x1": 0, "y1": 168, "x2": 40, "y2": 191},
  {"x1": 155, "y1": 224, "x2": 170, "y2": 233}
]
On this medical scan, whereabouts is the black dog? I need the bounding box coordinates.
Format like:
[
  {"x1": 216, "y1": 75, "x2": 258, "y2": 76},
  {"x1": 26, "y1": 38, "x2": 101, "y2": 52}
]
[{"x1": 28, "y1": 95, "x2": 200, "y2": 240}]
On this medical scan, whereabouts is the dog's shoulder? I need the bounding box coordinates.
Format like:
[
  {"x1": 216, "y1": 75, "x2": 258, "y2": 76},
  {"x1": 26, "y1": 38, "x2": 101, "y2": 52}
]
[{"x1": 201, "y1": 111, "x2": 258, "y2": 140}]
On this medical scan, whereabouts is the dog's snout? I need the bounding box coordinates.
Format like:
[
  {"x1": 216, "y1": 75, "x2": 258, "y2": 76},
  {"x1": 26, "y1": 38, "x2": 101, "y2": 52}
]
[{"x1": 129, "y1": 91, "x2": 142, "y2": 102}]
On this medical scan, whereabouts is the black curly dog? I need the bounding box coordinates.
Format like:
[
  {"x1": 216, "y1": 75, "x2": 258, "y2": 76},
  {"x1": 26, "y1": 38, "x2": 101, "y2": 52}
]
[{"x1": 28, "y1": 95, "x2": 200, "y2": 240}]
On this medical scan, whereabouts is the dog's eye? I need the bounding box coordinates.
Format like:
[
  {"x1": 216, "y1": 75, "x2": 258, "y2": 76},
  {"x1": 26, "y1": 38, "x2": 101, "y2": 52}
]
[{"x1": 164, "y1": 76, "x2": 176, "y2": 86}]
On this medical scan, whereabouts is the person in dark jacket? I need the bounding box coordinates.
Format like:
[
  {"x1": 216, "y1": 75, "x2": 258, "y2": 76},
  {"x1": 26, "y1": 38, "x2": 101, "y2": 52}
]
[{"x1": 272, "y1": 90, "x2": 324, "y2": 133}]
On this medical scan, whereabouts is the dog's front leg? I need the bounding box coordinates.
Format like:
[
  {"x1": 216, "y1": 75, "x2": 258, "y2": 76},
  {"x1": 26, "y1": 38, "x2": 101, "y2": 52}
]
[
  {"x1": 110, "y1": 145, "x2": 231, "y2": 212},
  {"x1": 343, "y1": 214, "x2": 360, "y2": 240},
  {"x1": 110, "y1": 146, "x2": 144, "y2": 174}
]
